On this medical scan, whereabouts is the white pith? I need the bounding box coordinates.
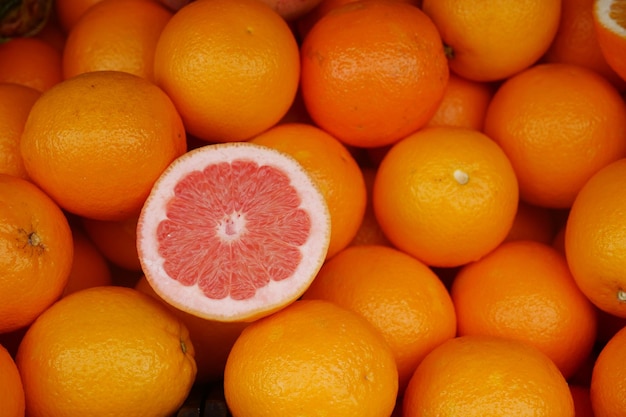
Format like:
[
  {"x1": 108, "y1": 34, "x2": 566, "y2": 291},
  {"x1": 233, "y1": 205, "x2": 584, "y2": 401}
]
[{"x1": 595, "y1": 0, "x2": 626, "y2": 36}]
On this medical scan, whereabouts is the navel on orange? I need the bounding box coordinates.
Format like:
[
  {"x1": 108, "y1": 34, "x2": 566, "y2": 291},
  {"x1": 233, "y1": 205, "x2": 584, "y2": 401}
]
[
  {"x1": 0, "y1": 174, "x2": 73, "y2": 333},
  {"x1": 137, "y1": 142, "x2": 331, "y2": 322}
]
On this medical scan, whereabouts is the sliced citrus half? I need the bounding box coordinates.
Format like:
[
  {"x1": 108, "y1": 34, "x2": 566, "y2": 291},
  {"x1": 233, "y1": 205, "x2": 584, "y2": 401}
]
[
  {"x1": 594, "y1": 0, "x2": 626, "y2": 81},
  {"x1": 137, "y1": 142, "x2": 331, "y2": 322}
]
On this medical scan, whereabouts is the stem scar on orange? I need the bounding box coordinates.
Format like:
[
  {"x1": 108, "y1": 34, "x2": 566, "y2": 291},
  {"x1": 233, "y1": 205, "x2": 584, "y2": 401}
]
[{"x1": 137, "y1": 142, "x2": 331, "y2": 323}]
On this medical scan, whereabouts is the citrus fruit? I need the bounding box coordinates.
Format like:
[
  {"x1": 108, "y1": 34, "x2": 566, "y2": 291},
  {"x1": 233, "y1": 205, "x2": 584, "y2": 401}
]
[
  {"x1": 403, "y1": 335, "x2": 575, "y2": 417},
  {"x1": 135, "y1": 276, "x2": 249, "y2": 384},
  {"x1": 422, "y1": 0, "x2": 561, "y2": 82},
  {"x1": 82, "y1": 214, "x2": 142, "y2": 271},
  {"x1": 153, "y1": 0, "x2": 300, "y2": 143},
  {"x1": 302, "y1": 244, "x2": 457, "y2": 390},
  {"x1": 61, "y1": 227, "x2": 112, "y2": 297},
  {"x1": 373, "y1": 126, "x2": 519, "y2": 267},
  {"x1": 565, "y1": 158, "x2": 626, "y2": 318},
  {"x1": 0, "y1": 82, "x2": 40, "y2": 179},
  {"x1": 451, "y1": 240, "x2": 598, "y2": 379},
  {"x1": 0, "y1": 343, "x2": 25, "y2": 417},
  {"x1": 62, "y1": 0, "x2": 173, "y2": 81},
  {"x1": 0, "y1": 174, "x2": 73, "y2": 333},
  {"x1": 544, "y1": 0, "x2": 626, "y2": 91},
  {"x1": 590, "y1": 325, "x2": 626, "y2": 416},
  {"x1": 300, "y1": 0, "x2": 449, "y2": 148},
  {"x1": 223, "y1": 299, "x2": 398, "y2": 417},
  {"x1": 137, "y1": 142, "x2": 331, "y2": 322},
  {"x1": 250, "y1": 122, "x2": 366, "y2": 259},
  {"x1": 425, "y1": 73, "x2": 495, "y2": 131},
  {"x1": 16, "y1": 286, "x2": 196, "y2": 417},
  {"x1": 0, "y1": 36, "x2": 62, "y2": 92},
  {"x1": 20, "y1": 70, "x2": 187, "y2": 221},
  {"x1": 570, "y1": 385, "x2": 595, "y2": 417},
  {"x1": 484, "y1": 63, "x2": 626, "y2": 208},
  {"x1": 593, "y1": 0, "x2": 626, "y2": 82}
]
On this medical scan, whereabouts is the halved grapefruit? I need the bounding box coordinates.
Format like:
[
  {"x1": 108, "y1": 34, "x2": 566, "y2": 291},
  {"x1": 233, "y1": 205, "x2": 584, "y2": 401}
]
[
  {"x1": 137, "y1": 142, "x2": 331, "y2": 322},
  {"x1": 593, "y1": 0, "x2": 626, "y2": 81}
]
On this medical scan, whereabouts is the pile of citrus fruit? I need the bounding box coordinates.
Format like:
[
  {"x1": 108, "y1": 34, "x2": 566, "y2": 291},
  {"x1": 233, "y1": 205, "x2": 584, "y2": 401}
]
[{"x1": 1, "y1": 0, "x2": 626, "y2": 415}]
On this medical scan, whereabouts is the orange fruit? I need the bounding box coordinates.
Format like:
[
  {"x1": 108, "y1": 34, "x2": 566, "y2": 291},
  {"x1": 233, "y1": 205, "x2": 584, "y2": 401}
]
[
  {"x1": 153, "y1": 0, "x2": 300, "y2": 143},
  {"x1": 451, "y1": 240, "x2": 598, "y2": 379},
  {"x1": 590, "y1": 325, "x2": 626, "y2": 416},
  {"x1": 0, "y1": 82, "x2": 40, "y2": 179},
  {"x1": 82, "y1": 215, "x2": 142, "y2": 271},
  {"x1": 349, "y1": 167, "x2": 391, "y2": 247},
  {"x1": 302, "y1": 245, "x2": 457, "y2": 390},
  {"x1": 373, "y1": 126, "x2": 519, "y2": 268},
  {"x1": 565, "y1": 158, "x2": 626, "y2": 318},
  {"x1": 403, "y1": 335, "x2": 575, "y2": 417},
  {"x1": 544, "y1": 0, "x2": 626, "y2": 91},
  {"x1": 484, "y1": 63, "x2": 626, "y2": 209},
  {"x1": 224, "y1": 299, "x2": 398, "y2": 417},
  {"x1": 422, "y1": 0, "x2": 561, "y2": 82},
  {"x1": 503, "y1": 201, "x2": 558, "y2": 244},
  {"x1": 593, "y1": 0, "x2": 626, "y2": 83},
  {"x1": 0, "y1": 174, "x2": 73, "y2": 333},
  {"x1": 16, "y1": 286, "x2": 196, "y2": 417},
  {"x1": 250, "y1": 122, "x2": 366, "y2": 259},
  {"x1": 0, "y1": 344, "x2": 25, "y2": 417},
  {"x1": 425, "y1": 73, "x2": 495, "y2": 131},
  {"x1": 300, "y1": 0, "x2": 449, "y2": 148},
  {"x1": 20, "y1": 70, "x2": 187, "y2": 221},
  {"x1": 135, "y1": 276, "x2": 249, "y2": 384},
  {"x1": 61, "y1": 227, "x2": 112, "y2": 297},
  {"x1": 55, "y1": 0, "x2": 102, "y2": 32},
  {"x1": 62, "y1": 0, "x2": 172, "y2": 81},
  {"x1": 0, "y1": 36, "x2": 62, "y2": 92},
  {"x1": 137, "y1": 142, "x2": 331, "y2": 322}
]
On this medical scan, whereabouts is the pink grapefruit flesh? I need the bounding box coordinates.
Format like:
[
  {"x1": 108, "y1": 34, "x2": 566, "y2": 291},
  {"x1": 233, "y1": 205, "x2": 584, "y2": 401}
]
[{"x1": 137, "y1": 142, "x2": 331, "y2": 322}]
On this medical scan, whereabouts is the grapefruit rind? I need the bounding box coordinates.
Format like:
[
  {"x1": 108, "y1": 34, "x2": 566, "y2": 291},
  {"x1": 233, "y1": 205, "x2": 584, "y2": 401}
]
[
  {"x1": 137, "y1": 142, "x2": 331, "y2": 322},
  {"x1": 595, "y1": 0, "x2": 626, "y2": 36}
]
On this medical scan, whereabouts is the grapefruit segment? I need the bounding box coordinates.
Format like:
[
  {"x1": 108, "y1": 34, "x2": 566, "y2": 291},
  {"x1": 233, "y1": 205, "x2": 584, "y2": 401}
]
[{"x1": 137, "y1": 142, "x2": 331, "y2": 322}]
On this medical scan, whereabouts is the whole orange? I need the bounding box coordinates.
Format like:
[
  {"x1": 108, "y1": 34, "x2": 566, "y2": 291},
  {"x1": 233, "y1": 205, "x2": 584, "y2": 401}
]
[
  {"x1": 224, "y1": 299, "x2": 398, "y2": 417},
  {"x1": 451, "y1": 240, "x2": 598, "y2": 379},
  {"x1": 20, "y1": 70, "x2": 187, "y2": 221},
  {"x1": 422, "y1": 0, "x2": 561, "y2": 81},
  {"x1": 250, "y1": 122, "x2": 366, "y2": 259},
  {"x1": 62, "y1": 0, "x2": 173, "y2": 81},
  {"x1": 349, "y1": 167, "x2": 391, "y2": 247},
  {"x1": 0, "y1": 83, "x2": 40, "y2": 179},
  {"x1": 0, "y1": 174, "x2": 73, "y2": 333},
  {"x1": 484, "y1": 63, "x2": 626, "y2": 208},
  {"x1": 590, "y1": 325, "x2": 626, "y2": 416},
  {"x1": 403, "y1": 335, "x2": 575, "y2": 417},
  {"x1": 300, "y1": 0, "x2": 449, "y2": 148},
  {"x1": 302, "y1": 244, "x2": 457, "y2": 390},
  {"x1": 16, "y1": 286, "x2": 197, "y2": 417},
  {"x1": 565, "y1": 158, "x2": 626, "y2": 318},
  {"x1": 373, "y1": 126, "x2": 519, "y2": 267},
  {"x1": 0, "y1": 37, "x2": 62, "y2": 92},
  {"x1": 153, "y1": 0, "x2": 300, "y2": 143},
  {"x1": 0, "y1": 344, "x2": 25, "y2": 417}
]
